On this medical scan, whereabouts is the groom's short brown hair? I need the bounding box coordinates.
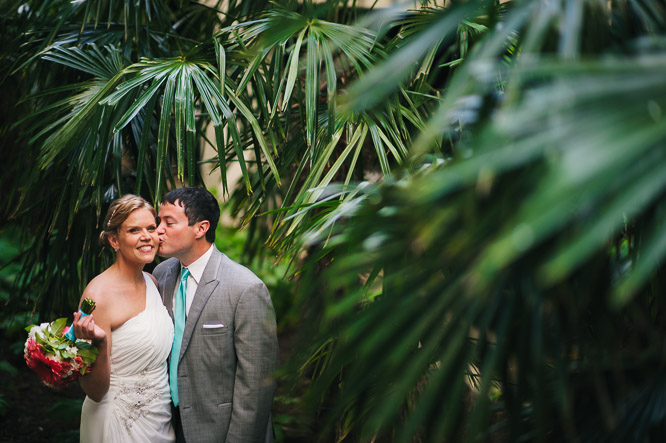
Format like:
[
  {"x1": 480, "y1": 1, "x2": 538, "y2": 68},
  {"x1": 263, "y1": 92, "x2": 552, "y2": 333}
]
[{"x1": 162, "y1": 187, "x2": 220, "y2": 243}]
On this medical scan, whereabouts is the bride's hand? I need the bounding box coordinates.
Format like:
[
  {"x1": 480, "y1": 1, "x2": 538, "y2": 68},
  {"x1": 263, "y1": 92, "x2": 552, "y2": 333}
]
[{"x1": 73, "y1": 311, "x2": 107, "y2": 343}]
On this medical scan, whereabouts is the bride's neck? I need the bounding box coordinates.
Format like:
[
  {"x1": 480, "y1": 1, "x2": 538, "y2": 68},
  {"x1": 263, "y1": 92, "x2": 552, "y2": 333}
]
[{"x1": 110, "y1": 259, "x2": 145, "y2": 283}]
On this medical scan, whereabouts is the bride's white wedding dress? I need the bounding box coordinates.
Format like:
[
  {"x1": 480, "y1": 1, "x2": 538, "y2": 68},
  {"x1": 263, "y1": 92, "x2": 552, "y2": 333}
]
[{"x1": 80, "y1": 272, "x2": 175, "y2": 442}]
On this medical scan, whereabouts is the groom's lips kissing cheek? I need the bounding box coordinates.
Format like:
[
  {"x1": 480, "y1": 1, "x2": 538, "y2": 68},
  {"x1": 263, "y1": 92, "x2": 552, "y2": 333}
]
[{"x1": 156, "y1": 201, "x2": 194, "y2": 258}]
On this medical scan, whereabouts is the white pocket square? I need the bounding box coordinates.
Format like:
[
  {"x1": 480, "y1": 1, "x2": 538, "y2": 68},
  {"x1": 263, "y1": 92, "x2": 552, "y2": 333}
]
[{"x1": 202, "y1": 323, "x2": 225, "y2": 329}]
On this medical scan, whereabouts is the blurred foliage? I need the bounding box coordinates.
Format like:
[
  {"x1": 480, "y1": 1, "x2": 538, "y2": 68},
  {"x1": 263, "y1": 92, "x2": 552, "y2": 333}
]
[
  {"x1": 47, "y1": 398, "x2": 84, "y2": 427},
  {"x1": 0, "y1": 361, "x2": 18, "y2": 378},
  {"x1": 0, "y1": 226, "x2": 40, "y2": 333},
  {"x1": 288, "y1": 1, "x2": 666, "y2": 441},
  {"x1": 0, "y1": 394, "x2": 8, "y2": 417}
]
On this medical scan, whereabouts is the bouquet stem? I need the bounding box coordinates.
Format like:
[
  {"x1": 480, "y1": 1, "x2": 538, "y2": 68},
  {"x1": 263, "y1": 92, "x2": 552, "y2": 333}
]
[{"x1": 64, "y1": 298, "x2": 97, "y2": 342}]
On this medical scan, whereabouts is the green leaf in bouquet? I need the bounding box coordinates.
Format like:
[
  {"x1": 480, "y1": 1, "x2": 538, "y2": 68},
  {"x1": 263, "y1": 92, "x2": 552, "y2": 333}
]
[
  {"x1": 25, "y1": 324, "x2": 37, "y2": 333},
  {"x1": 40, "y1": 344, "x2": 56, "y2": 355},
  {"x1": 76, "y1": 343, "x2": 99, "y2": 365},
  {"x1": 79, "y1": 356, "x2": 96, "y2": 366},
  {"x1": 34, "y1": 333, "x2": 48, "y2": 347},
  {"x1": 50, "y1": 318, "x2": 68, "y2": 336},
  {"x1": 52, "y1": 341, "x2": 69, "y2": 350},
  {"x1": 75, "y1": 340, "x2": 95, "y2": 351}
]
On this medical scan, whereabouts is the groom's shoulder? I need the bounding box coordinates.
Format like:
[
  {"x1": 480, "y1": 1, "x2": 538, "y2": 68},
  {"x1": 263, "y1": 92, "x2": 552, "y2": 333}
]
[
  {"x1": 219, "y1": 253, "x2": 264, "y2": 287},
  {"x1": 153, "y1": 257, "x2": 179, "y2": 279}
]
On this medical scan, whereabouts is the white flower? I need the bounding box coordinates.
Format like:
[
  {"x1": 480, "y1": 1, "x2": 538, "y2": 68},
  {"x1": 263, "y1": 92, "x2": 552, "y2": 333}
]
[
  {"x1": 66, "y1": 345, "x2": 78, "y2": 354},
  {"x1": 28, "y1": 324, "x2": 45, "y2": 340}
]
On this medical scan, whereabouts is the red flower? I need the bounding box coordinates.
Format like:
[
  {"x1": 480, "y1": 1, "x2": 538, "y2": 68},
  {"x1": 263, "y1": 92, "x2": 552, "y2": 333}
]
[{"x1": 24, "y1": 339, "x2": 74, "y2": 388}]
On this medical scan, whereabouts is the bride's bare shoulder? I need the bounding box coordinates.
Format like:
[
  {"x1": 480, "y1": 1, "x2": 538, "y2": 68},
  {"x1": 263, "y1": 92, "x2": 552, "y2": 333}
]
[{"x1": 80, "y1": 270, "x2": 119, "y2": 307}]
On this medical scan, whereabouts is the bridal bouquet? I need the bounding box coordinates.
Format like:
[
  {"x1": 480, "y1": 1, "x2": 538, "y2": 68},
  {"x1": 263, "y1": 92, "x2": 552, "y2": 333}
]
[{"x1": 24, "y1": 298, "x2": 99, "y2": 389}]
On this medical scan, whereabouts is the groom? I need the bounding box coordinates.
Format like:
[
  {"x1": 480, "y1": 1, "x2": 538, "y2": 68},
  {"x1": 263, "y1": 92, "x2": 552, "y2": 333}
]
[{"x1": 154, "y1": 186, "x2": 279, "y2": 443}]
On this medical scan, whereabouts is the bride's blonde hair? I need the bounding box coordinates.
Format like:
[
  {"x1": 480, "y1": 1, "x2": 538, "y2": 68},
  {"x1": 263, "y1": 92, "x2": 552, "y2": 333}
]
[{"x1": 99, "y1": 194, "x2": 156, "y2": 248}]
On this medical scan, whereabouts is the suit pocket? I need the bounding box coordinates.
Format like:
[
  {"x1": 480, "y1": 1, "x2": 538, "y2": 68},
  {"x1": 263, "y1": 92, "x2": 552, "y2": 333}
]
[{"x1": 200, "y1": 323, "x2": 228, "y2": 335}]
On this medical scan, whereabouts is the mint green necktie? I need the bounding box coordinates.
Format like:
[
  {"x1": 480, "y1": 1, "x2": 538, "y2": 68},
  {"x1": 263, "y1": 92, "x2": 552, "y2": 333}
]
[{"x1": 170, "y1": 267, "x2": 189, "y2": 407}]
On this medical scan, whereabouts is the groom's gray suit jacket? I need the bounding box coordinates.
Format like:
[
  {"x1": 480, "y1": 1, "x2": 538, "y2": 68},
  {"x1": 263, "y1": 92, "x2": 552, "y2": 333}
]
[{"x1": 153, "y1": 246, "x2": 278, "y2": 443}]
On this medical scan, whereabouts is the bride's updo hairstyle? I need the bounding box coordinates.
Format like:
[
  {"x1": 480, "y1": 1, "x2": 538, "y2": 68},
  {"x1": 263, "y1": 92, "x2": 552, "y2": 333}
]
[{"x1": 99, "y1": 194, "x2": 157, "y2": 249}]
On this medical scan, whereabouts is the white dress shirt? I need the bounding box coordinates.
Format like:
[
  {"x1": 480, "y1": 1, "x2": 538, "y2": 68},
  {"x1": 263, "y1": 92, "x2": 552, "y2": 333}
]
[{"x1": 174, "y1": 244, "x2": 214, "y2": 316}]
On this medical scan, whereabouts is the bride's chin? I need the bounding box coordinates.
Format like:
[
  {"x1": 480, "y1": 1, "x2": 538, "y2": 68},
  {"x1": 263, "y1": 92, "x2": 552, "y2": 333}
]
[{"x1": 133, "y1": 250, "x2": 157, "y2": 262}]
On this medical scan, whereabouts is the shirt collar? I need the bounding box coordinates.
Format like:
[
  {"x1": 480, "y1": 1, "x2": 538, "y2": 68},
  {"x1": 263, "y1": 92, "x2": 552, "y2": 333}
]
[{"x1": 181, "y1": 244, "x2": 214, "y2": 285}]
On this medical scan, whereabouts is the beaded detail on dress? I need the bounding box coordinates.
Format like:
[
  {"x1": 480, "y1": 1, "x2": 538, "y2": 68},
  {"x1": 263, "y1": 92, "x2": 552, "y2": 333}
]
[{"x1": 114, "y1": 369, "x2": 163, "y2": 432}]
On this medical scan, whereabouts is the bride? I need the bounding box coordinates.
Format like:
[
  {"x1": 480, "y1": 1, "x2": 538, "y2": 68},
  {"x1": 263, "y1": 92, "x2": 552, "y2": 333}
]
[{"x1": 73, "y1": 194, "x2": 175, "y2": 442}]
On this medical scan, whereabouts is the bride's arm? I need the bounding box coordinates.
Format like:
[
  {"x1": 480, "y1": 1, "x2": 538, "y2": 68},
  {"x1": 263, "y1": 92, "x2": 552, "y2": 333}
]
[{"x1": 73, "y1": 288, "x2": 112, "y2": 402}]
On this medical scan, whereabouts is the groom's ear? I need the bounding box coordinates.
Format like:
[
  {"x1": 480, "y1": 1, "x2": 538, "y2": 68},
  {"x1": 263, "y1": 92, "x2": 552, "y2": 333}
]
[{"x1": 194, "y1": 220, "x2": 210, "y2": 240}]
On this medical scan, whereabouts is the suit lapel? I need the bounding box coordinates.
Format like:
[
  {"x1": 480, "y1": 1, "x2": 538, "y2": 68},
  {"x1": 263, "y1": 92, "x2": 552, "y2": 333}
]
[
  {"x1": 162, "y1": 261, "x2": 179, "y2": 320},
  {"x1": 179, "y1": 247, "x2": 222, "y2": 363}
]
